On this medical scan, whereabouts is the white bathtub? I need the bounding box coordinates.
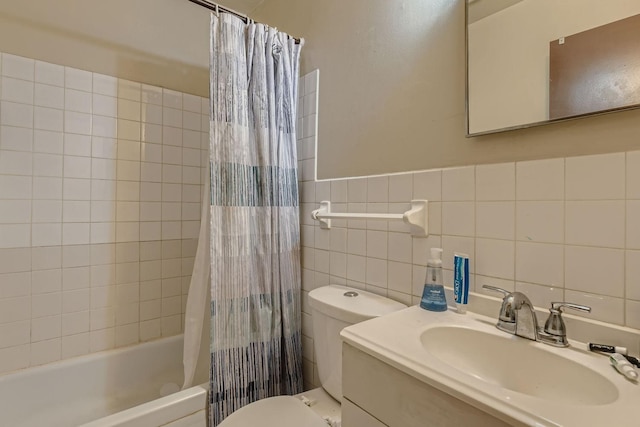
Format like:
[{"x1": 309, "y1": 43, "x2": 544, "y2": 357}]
[{"x1": 0, "y1": 335, "x2": 208, "y2": 427}]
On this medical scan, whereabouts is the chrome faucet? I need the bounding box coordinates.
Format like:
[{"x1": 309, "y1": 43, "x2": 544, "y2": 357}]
[{"x1": 483, "y1": 285, "x2": 591, "y2": 347}]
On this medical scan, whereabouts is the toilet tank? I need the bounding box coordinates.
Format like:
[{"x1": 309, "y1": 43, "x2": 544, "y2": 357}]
[{"x1": 308, "y1": 285, "x2": 407, "y2": 402}]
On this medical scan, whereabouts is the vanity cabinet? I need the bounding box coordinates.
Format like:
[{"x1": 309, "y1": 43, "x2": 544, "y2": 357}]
[{"x1": 342, "y1": 343, "x2": 513, "y2": 427}]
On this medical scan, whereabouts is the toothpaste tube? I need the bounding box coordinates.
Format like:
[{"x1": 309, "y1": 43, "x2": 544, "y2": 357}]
[{"x1": 454, "y1": 253, "x2": 469, "y2": 314}]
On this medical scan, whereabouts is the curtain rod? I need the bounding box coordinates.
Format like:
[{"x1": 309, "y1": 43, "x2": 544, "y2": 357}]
[{"x1": 187, "y1": 0, "x2": 302, "y2": 44}]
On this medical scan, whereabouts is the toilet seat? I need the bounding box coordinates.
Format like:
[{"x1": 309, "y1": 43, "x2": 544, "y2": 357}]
[{"x1": 218, "y1": 396, "x2": 329, "y2": 427}]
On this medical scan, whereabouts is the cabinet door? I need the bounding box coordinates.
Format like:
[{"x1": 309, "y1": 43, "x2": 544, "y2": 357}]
[
  {"x1": 342, "y1": 343, "x2": 515, "y2": 427},
  {"x1": 342, "y1": 399, "x2": 388, "y2": 427}
]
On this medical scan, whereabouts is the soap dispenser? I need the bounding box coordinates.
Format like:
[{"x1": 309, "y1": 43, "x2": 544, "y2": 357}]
[{"x1": 420, "y1": 248, "x2": 448, "y2": 312}]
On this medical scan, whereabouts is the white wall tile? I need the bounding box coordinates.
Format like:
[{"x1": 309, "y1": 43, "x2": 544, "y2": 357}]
[
  {"x1": 515, "y1": 242, "x2": 564, "y2": 287},
  {"x1": 565, "y1": 246, "x2": 624, "y2": 298},
  {"x1": 515, "y1": 201, "x2": 564, "y2": 244},
  {"x1": 329, "y1": 228, "x2": 347, "y2": 253},
  {"x1": 3, "y1": 54, "x2": 34, "y2": 81},
  {"x1": 347, "y1": 229, "x2": 366, "y2": 256},
  {"x1": 62, "y1": 223, "x2": 90, "y2": 245},
  {"x1": 35, "y1": 83, "x2": 63, "y2": 109},
  {"x1": 0, "y1": 271, "x2": 30, "y2": 298},
  {"x1": 564, "y1": 290, "x2": 624, "y2": 325},
  {"x1": 388, "y1": 174, "x2": 412, "y2": 203},
  {"x1": 476, "y1": 202, "x2": 514, "y2": 240},
  {"x1": 31, "y1": 316, "x2": 61, "y2": 342},
  {"x1": 31, "y1": 224, "x2": 62, "y2": 247},
  {"x1": 63, "y1": 178, "x2": 91, "y2": 200},
  {"x1": 35, "y1": 61, "x2": 64, "y2": 87},
  {"x1": 65, "y1": 89, "x2": 92, "y2": 114},
  {"x1": 565, "y1": 153, "x2": 625, "y2": 200},
  {"x1": 627, "y1": 151, "x2": 640, "y2": 199},
  {"x1": 626, "y1": 300, "x2": 640, "y2": 329},
  {"x1": 346, "y1": 255, "x2": 366, "y2": 282},
  {"x1": 92, "y1": 137, "x2": 117, "y2": 159},
  {"x1": 32, "y1": 200, "x2": 62, "y2": 223},
  {"x1": 93, "y1": 94, "x2": 117, "y2": 117},
  {"x1": 388, "y1": 232, "x2": 412, "y2": 263},
  {"x1": 413, "y1": 170, "x2": 441, "y2": 201},
  {"x1": 515, "y1": 282, "x2": 563, "y2": 310},
  {"x1": 442, "y1": 166, "x2": 474, "y2": 201},
  {"x1": 33, "y1": 153, "x2": 62, "y2": 177},
  {"x1": 476, "y1": 163, "x2": 514, "y2": 201},
  {"x1": 65, "y1": 111, "x2": 91, "y2": 135},
  {"x1": 627, "y1": 201, "x2": 640, "y2": 249},
  {"x1": 118, "y1": 119, "x2": 140, "y2": 141},
  {"x1": 31, "y1": 339, "x2": 61, "y2": 366},
  {"x1": 0, "y1": 199, "x2": 30, "y2": 225},
  {"x1": 92, "y1": 115, "x2": 117, "y2": 138},
  {"x1": 367, "y1": 176, "x2": 388, "y2": 203},
  {"x1": 0, "y1": 176, "x2": 32, "y2": 199},
  {"x1": 0, "y1": 224, "x2": 30, "y2": 248},
  {"x1": 93, "y1": 74, "x2": 118, "y2": 97},
  {"x1": 565, "y1": 201, "x2": 625, "y2": 248},
  {"x1": 64, "y1": 156, "x2": 91, "y2": 179},
  {"x1": 61, "y1": 333, "x2": 90, "y2": 358},
  {"x1": 366, "y1": 230, "x2": 387, "y2": 259},
  {"x1": 182, "y1": 94, "x2": 201, "y2": 113},
  {"x1": 347, "y1": 178, "x2": 367, "y2": 203},
  {"x1": 476, "y1": 238, "x2": 514, "y2": 280},
  {"x1": 1, "y1": 125, "x2": 33, "y2": 152},
  {"x1": 162, "y1": 89, "x2": 182, "y2": 109},
  {"x1": 2, "y1": 77, "x2": 34, "y2": 104},
  {"x1": 625, "y1": 250, "x2": 640, "y2": 301},
  {"x1": 31, "y1": 246, "x2": 61, "y2": 271},
  {"x1": 387, "y1": 261, "x2": 411, "y2": 294},
  {"x1": 118, "y1": 99, "x2": 141, "y2": 121},
  {"x1": 117, "y1": 80, "x2": 141, "y2": 103},
  {"x1": 2, "y1": 101, "x2": 33, "y2": 128},
  {"x1": 365, "y1": 258, "x2": 387, "y2": 288},
  {"x1": 65, "y1": 134, "x2": 91, "y2": 157},
  {"x1": 442, "y1": 202, "x2": 474, "y2": 237},
  {"x1": 63, "y1": 201, "x2": 90, "y2": 223},
  {"x1": 516, "y1": 158, "x2": 564, "y2": 201},
  {"x1": 0, "y1": 296, "x2": 31, "y2": 323},
  {"x1": 65, "y1": 68, "x2": 92, "y2": 92},
  {"x1": 34, "y1": 106, "x2": 63, "y2": 132}
]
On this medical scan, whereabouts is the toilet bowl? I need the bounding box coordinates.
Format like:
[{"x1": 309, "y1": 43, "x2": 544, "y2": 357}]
[{"x1": 218, "y1": 285, "x2": 407, "y2": 426}]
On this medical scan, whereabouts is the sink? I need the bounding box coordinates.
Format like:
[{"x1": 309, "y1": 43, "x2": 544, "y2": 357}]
[{"x1": 420, "y1": 326, "x2": 619, "y2": 406}]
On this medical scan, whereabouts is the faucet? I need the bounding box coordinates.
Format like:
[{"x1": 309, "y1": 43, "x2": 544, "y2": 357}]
[{"x1": 483, "y1": 285, "x2": 591, "y2": 347}]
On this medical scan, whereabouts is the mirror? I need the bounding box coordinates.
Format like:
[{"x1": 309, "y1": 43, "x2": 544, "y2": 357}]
[{"x1": 466, "y1": 0, "x2": 640, "y2": 136}]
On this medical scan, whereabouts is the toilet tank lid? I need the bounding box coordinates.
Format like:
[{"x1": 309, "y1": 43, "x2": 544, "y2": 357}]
[{"x1": 308, "y1": 285, "x2": 407, "y2": 324}]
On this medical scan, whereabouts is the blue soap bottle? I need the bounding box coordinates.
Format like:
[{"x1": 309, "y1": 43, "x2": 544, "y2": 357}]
[{"x1": 420, "y1": 248, "x2": 448, "y2": 312}]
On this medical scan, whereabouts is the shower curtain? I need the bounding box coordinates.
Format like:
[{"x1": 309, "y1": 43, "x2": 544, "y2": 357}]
[{"x1": 207, "y1": 12, "x2": 304, "y2": 425}]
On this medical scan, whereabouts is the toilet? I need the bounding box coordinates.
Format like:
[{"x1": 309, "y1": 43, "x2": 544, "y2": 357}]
[{"x1": 219, "y1": 285, "x2": 407, "y2": 426}]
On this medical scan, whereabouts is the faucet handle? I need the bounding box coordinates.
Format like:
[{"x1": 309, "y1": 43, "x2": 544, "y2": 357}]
[
  {"x1": 482, "y1": 285, "x2": 511, "y2": 297},
  {"x1": 550, "y1": 302, "x2": 591, "y2": 314},
  {"x1": 542, "y1": 301, "x2": 591, "y2": 346},
  {"x1": 482, "y1": 285, "x2": 516, "y2": 325}
]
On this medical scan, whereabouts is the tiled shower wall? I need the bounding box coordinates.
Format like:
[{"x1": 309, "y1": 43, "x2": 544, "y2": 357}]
[
  {"x1": 298, "y1": 71, "x2": 640, "y2": 389},
  {"x1": 0, "y1": 53, "x2": 208, "y2": 374}
]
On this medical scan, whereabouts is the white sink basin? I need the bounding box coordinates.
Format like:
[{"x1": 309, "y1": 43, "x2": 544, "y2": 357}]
[
  {"x1": 420, "y1": 326, "x2": 618, "y2": 405},
  {"x1": 341, "y1": 306, "x2": 640, "y2": 427}
]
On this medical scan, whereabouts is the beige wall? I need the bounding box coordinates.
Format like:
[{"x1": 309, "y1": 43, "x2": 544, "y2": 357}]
[
  {"x1": 0, "y1": 0, "x2": 210, "y2": 96},
  {"x1": 253, "y1": 0, "x2": 640, "y2": 179}
]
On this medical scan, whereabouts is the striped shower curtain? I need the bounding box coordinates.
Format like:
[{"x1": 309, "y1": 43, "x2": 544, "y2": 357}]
[{"x1": 208, "y1": 12, "x2": 304, "y2": 426}]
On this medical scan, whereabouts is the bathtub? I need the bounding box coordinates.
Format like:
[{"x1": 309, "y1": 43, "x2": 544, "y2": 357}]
[{"x1": 0, "y1": 335, "x2": 208, "y2": 427}]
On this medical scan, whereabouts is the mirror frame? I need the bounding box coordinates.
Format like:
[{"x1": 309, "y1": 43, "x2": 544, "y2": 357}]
[{"x1": 464, "y1": 2, "x2": 640, "y2": 137}]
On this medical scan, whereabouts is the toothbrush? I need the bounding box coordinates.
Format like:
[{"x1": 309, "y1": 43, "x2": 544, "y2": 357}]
[
  {"x1": 588, "y1": 342, "x2": 640, "y2": 368},
  {"x1": 610, "y1": 353, "x2": 638, "y2": 381}
]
